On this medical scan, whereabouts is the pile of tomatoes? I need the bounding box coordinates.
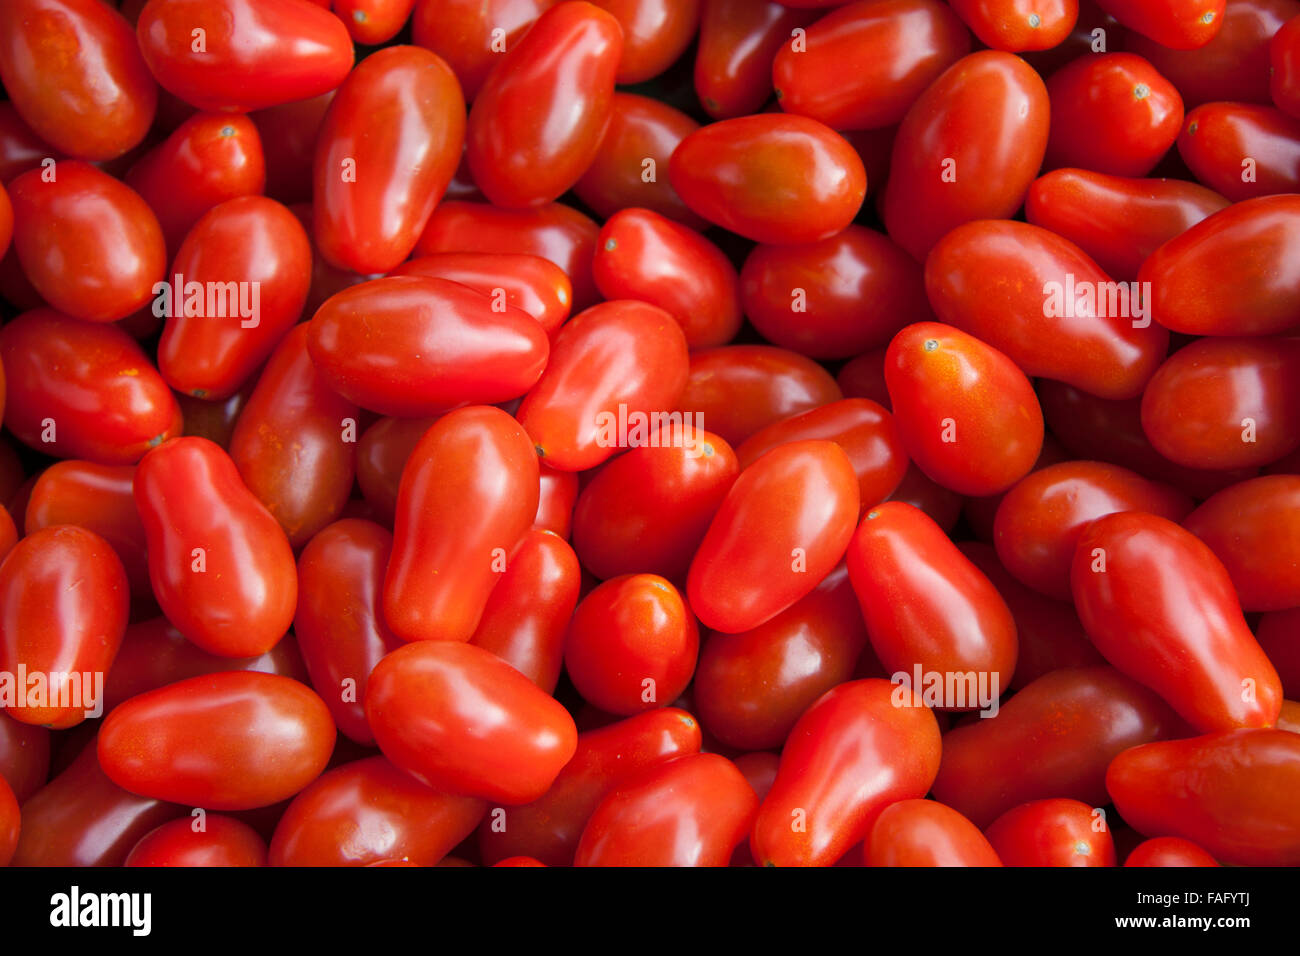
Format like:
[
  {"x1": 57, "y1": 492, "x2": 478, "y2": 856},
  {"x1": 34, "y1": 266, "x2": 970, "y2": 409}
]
[{"x1": 0, "y1": 0, "x2": 1297, "y2": 870}]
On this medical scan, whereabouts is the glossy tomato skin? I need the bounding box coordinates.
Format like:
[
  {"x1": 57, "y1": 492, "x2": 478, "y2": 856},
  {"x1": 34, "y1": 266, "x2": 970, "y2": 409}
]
[
  {"x1": 383, "y1": 406, "x2": 539, "y2": 643},
  {"x1": 158, "y1": 195, "x2": 312, "y2": 400},
  {"x1": 469, "y1": 528, "x2": 580, "y2": 693},
  {"x1": 689, "y1": 440, "x2": 859, "y2": 634},
  {"x1": 949, "y1": 0, "x2": 1077, "y2": 51},
  {"x1": 294, "y1": 519, "x2": 403, "y2": 745},
  {"x1": 593, "y1": 208, "x2": 742, "y2": 349},
  {"x1": 0, "y1": 527, "x2": 129, "y2": 729},
  {"x1": 335, "y1": 0, "x2": 418, "y2": 44},
  {"x1": 1071, "y1": 511, "x2": 1283, "y2": 732},
  {"x1": 772, "y1": 0, "x2": 971, "y2": 130},
  {"x1": 137, "y1": 0, "x2": 355, "y2": 112},
  {"x1": 1140, "y1": 337, "x2": 1300, "y2": 469},
  {"x1": 1124, "y1": 836, "x2": 1220, "y2": 866},
  {"x1": 534, "y1": 465, "x2": 579, "y2": 537},
  {"x1": 924, "y1": 220, "x2": 1170, "y2": 400},
  {"x1": 592, "y1": 0, "x2": 699, "y2": 83},
  {"x1": 135, "y1": 437, "x2": 298, "y2": 658},
  {"x1": 1183, "y1": 475, "x2": 1300, "y2": 611},
  {"x1": 1177, "y1": 102, "x2": 1300, "y2": 200},
  {"x1": 694, "y1": 563, "x2": 868, "y2": 751},
  {"x1": 985, "y1": 798, "x2": 1116, "y2": 866},
  {"x1": 0, "y1": 0, "x2": 156, "y2": 161},
  {"x1": 1273, "y1": 12, "x2": 1300, "y2": 117},
  {"x1": 365, "y1": 641, "x2": 577, "y2": 804},
  {"x1": 1025, "y1": 168, "x2": 1229, "y2": 280},
  {"x1": 269, "y1": 755, "x2": 487, "y2": 866},
  {"x1": 1094, "y1": 0, "x2": 1225, "y2": 49},
  {"x1": 1107, "y1": 729, "x2": 1300, "y2": 866},
  {"x1": 1140, "y1": 194, "x2": 1300, "y2": 336},
  {"x1": 883, "y1": 51, "x2": 1050, "y2": 260},
  {"x1": 669, "y1": 115, "x2": 866, "y2": 245},
  {"x1": 411, "y1": 0, "x2": 555, "y2": 101},
  {"x1": 694, "y1": 0, "x2": 814, "y2": 119},
  {"x1": 575, "y1": 753, "x2": 757, "y2": 866},
  {"x1": 865, "y1": 799, "x2": 1002, "y2": 866},
  {"x1": 0, "y1": 711, "x2": 49, "y2": 803},
  {"x1": 741, "y1": 226, "x2": 930, "y2": 360},
  {"x1": 516, "y1": 300, "x2": 690, "y2": 472},
  {"x1": 314, "y1": 46, "x2": 465, "y2": 274},
  {"x1": 467, "y1": 3, "x2": 622, "y2": 208},
  {"x1": 98, "y1": 672, "x2": 334, "y2": 810},
  {"x1": 751, "y1": 678, "x2": 942, "y2": 867},
  {"x1": 886, "y1": 322, "x2": 1042, "y2": 497},
  {"x1": 993, "y1": 461, "x2": 1193, "y2": 600},
  {"x1": 0, "y1": 310, "x2": 183, "y2": 464},
  {"x1": 847, "y1": 501, "x2": 1018, "y2": 695},
  {"x1": 125, "y1": 815, "x2": 268, "y2": 867},
  {"x1": 478, "y1": 707, "x2": 701, "y2": 865},
  {"x1": 9, "y1": 161, "x2": 165, "y2": 322}
]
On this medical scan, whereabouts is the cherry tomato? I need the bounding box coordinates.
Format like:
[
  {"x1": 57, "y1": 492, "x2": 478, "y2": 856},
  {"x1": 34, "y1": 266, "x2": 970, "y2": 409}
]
[
  {"x1": 355, "y1": 416, "x2": 440, "y2": 525},
  {"x1": 0, "y1": 102, "x2": 54, "y2": 185},
  {"x1": 1124, "y1": 836, "x2": 1220, "y2": 866},
  {"x1": 410, "y1": 0, "x2": 556, "y2": 101},
  {"x1": 865, "y1": 799, "x2": 1002, "y2": 867},
  {"x1": 1178, "y1": 101, "x2": 1300, "y2": 200},
  {"x1": 251, "y1": 92, "x2": 333, "y2": 206},
  {"x1": 1272, "y1": 12, "x2": 1300, "y2": 116},
  {"x1": 694, "y1": 0, "x2": 814, "y2": 119},
  {"x1": 125, "y1": 815, "x2": 268, "y2": 867},
  {"x1": 0, "y1": 711, "x2": 50, "y2": 803},
  {"x1": 985, "y1": 798, "x2": 1116, "y2": 866},
  {"x1": 334, "y1": 0, "x2": 418, "y2": 44},
  {"x1": 1257, "y1": 608, "x2": 1300, "y2": 698},
  {"x1": 1093, "y1": 0, "x2": 1225, "y2": 49}
]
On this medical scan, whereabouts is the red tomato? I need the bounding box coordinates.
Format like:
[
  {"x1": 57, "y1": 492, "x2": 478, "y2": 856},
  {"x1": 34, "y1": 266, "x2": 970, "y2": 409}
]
[
  {"x1": 0, "y1": 102, "x2": 54, "y2": 185},
  {"x1": 1178, "y1": 102, "x2": 1300, "y2": 200},
  {"x1": 1257, "y1": 608, "x2": 1300, "y2": 698},
  {"x1": 882, "y1": 51, "x2": 1050, "y2": 260},
  {"x1": 410, "y1": 0, "x2": 557, "y2": 101},
  {"x1": 355, "y1": 416, "x2": 440, "y2": 525},
  {"x1": 365, "y1": 640, "x2": 577, "y2": 804},
  {"x1": 126, "y1": 815, "x2": 268, "y2": 867},
  {"x1": 1093, "y1": 0, "x2": 1225, "y2": 49},
  {"x1": 383, "y1": 406, "x2": 539, "y2": 643},
  {"x1": 985, "y1": 798, "x2": 1116, "y2": 866},
  {"x1": 334, "y1": 0, "x2": 417, "y2": 44},
  {"x1": 0, "y1": 183, "x2": 10, "y2": 262},
  {"x1": 0, "y1": 772, "x2": 16, "y2": 866},
  {"x1": 593, "y1": 0, "x2": 699, "y2": 83},
  {"x1": 669, "y1": 114, "x2": 866, "y2": 244},
  {"x1": 947, "y1": 0, "x2": 1076, "y2": 50},
  {"x1": 694, "y1": 0, "x2": 814, "y2": 119},
  {"x1": 865, "y1": 799, "x2": 1002, "y2": 867},
  {"x1": 137, "y1": 0, "x2": 355, "y2": 112},
  {"x1": 0, "y1": 711, "x2": 50, "y2": 803},
  {"x1": 135, "y1": 437, "x2": 298, "y2": 658},
  {"x1": 836, "y1": 347, "x2": 891, "y2": 408},
  {"x1": 1124, "y1": 836, "x2": 1220, "y2": 867},
  {"x1": 314, "y1": 45, "x2": 465, "y2": 274},
  {"x1": 251, "y1": 92, "x2": 333, "y2": 206},
  {"x1": 1273, "y1": 12, "x2": 1300, "y2": 116},
  {"x1": 1107, "y1": 729, "x2": 1300, "y2": 866},
  {"x1": 1072, "y1": 511, "x2": 1283, "y2": 732},
  {"x1": 751, "y1": 678, "x2": 942, "y2": 867},
  {"x1": 884, "y1": 461, "x2": 966, "y2": 532}
]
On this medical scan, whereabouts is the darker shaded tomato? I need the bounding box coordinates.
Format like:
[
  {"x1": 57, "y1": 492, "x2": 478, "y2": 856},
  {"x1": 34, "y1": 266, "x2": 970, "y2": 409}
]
[
  {"x1": 693, "y1": 563, "x2": 868, "y2": 750},
  {"x1": 308, "y1": 277, "x2": 549, "y2": 417},
  {"x1": 575, "y1": 753, "x2": 757, "y2": 866},
  {"x1": 676, "y1": 345, "x2": 843, "y2": 447},
  {"x1": 593, "y1": 0, "x2": 699, "y2": 83},
  {"x1": 1141, "y1": 337, "x2": 1300, "y2": 469},
  {"x1": 1140, "y1": 194, "x2": 1300, "y2": 336},
  {"x1": 1273, "y1": 12, "x2": 1300, "y2": 116},
  {"x1": 517, "y1": 300, "x2": 690, "y2": 472},
  {"x1": 772, "y1": 0, "x2": 970, "y2": 129},
  {"x1": 391, "y1": 253, "x2": 572, "y2": 339},
  {"x1": 0, "y1": 0, "x2": 156, "y2": 161},
  {"x1": 0, "y1": 527, "x2": 128, "y2": 729},
  {"x1": 694, "y1": 0, "x2": 814, "y2": 119},
  {"x1": 1184, "y1": 475, "x2": 1300, "y2": 611},
  {"x1": 571, "y1": 427, "x2": 737, "y2": 582},
  {"x1": 126, "y1": 111, "x2": 266, "y2": 255},
  {"x1": 251, "y1": 92, "x2": 333, "y2": 206},
  {"x1": 993, "y1": 460, "x2": 1193, "y2": 601},
  {"x1": 847, "y1": 501, "x2": 1018, "y2": 695},
  {"x1": 493, "y1": 856, "x2": 547, "y2": 866},
  {"x1": 0, "y1": 103, "x2": 54, "y2": 185},
  {"x1": 177, "y1": 387, "x2": 250, "y2": 450},
  {"x1": 574, "y1": 93, "x2": 705, "y2": 227},
  {"x1": 0, "y1": 711, "x2": 49, "y2": 803},
  {"x1": 1124, "y1": 836, "x2": 1220, "y2": 866},
  {"x1": 137, "y1": 0, "x2": 354, "y2": 112},
  {"x1": 836, "y1": 346, "x2": 890, "y2": 408},
  {"x1": 366, "y1": 641, "x2": 577, "y2": 804},
  {"x1": 0, "y1": 309, "x2": 182, "y2": 464},
  {"x1": 751, "y1": 678, "x2": 941, "y2": 867},
  {"x1": 11, "y1": 739, "x2": 182, "y2": 867},
  {"x1": 565, "y1": 574, "x2": 699, "y2": 715},
  {"x1": 883, "y1": 51, "x2": 1049, "y2": 260},
  {"x1": 126, "y1": 815, "x2": 268, "y2": 867},
  {"x1": 135, "y1": 437, "x2": 298, "y2": 658},
  {"x1": 99, "y1": 672, "x2": 334, "y2": 810},
  {"x1": 467, "y1": 3, "x2": 622, "y2": 208},
  {"x1": 1025, "y1": 168, "x2": 1229, "y2": 280},
  {"x1": 0, "y1": 772, "x2": 15, "y2": 866},
  {"x1": 884, "y1": 462, "x2": 965, "y2": 532},
  {"x1": 411, "y1": 0, "x2": 556, "y2": 101},
  {"x1": 314, "y1": 45, "x2": 465, "y2": 274},
  {"x1": 334, "y1": 0, "x2": 418, "y2": 44},
  {"x1": 294, "y1": 519, "x2": 404, "y2": 745},
  {"x1": 669, "y1": 114, "x2": 866, "y2": 244},
  {"x1": 1072, "y1": 511, "x2": 1283, "y2": 732},
  {"x1": 355, "y1": 416, "x2": 440, "y2": 525},
  {"x1": 1094, "y1": 0, "x2": 1225, "y2": 49},
  {"x1": 0, "y1": 182, "x2": 10, "y2": 262},
  {"x1": 1044, "y1": 52, "x2": 1183, "y2": 177},
  {"x1": 865, "y1": 799, "x2": 1002, "y2": 867},
  {"x1": 8, "y1": 161, "x2": 165, "y2": 322},
  {"x1": 1108, "y1": 729, "x2": 1300, "y2": 866},
  {"x1": 478, "y1": 708, "x2": 701, "y2": 865},
  {"x1": 985, "y1": 798, "x2": 1115, "y2": 866},
  {"x1": 688, "y1": 440, "x2": 859, "y2": 634},
  {"x1": 741, "y1": 226, "x2": 930, "y2": 359},
  {"x1": 1257, "y1": 608, "x2": 1300, "y2": 697},
  {"x1": 470, "y1": 528, "x2": 581, "y2": 693},
  {"x1": 932, "y1": 667, "x2": 1182, "y2": 828},
  {"x1": 1177, "y1": 102, "x2": 1300, "y2": 200},
  {"x1": 925, "y1": 220, "x2": 1170, "y2": 400},
  {"x1": 593, "y1": 208, "x2": 742, "y2": 349},
  {"x1": 383, "y1": 406, "x2": 539, "y2": 643},
  {"x1": 948, "y1": 0, "x2": 1076, "y2": 50},
  {"x1": 270, "y1": 755, "x2": 486, "y2": 866},
  {"x1": 886, "y1": 322, "x2": 1042, "y2": 497},
  {"x1": 535, "y1": 465, "x2": 579, "y2": 537}
]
